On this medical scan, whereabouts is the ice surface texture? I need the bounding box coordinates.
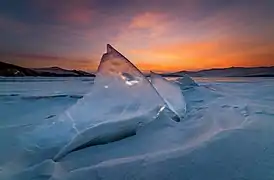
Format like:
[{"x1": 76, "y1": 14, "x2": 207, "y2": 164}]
[
  {"x1": 1, "y1": 76, "x2": 274, "y2": 180},
  {"x1": 150, "y1": 72, "x2": 186, "y2": 121}
]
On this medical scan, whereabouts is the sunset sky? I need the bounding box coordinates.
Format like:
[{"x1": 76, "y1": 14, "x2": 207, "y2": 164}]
[{"x1": 0, "y1": 0, "x2": 274, "y2": 72}]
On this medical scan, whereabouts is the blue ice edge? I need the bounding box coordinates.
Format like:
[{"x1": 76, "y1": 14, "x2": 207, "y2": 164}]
[{"x1": 53, "y1": 106, "x2": 163, "y2": 161}]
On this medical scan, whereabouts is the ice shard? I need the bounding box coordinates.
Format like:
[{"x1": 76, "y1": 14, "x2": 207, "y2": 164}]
[
  {"x1": 53, "y1": 45, "x2": 168, "y2": 161},
  {"x1": 150, "y1": 72, "x2": 187, "y2": 121},
  {"x1": 63, "y1": 44, "x2": 167, "y2": 130},
  {"x1": 176, "y1": 73, "x2": 198, "y2": 88}
]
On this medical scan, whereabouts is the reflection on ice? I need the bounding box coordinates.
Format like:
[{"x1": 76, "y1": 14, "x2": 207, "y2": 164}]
[
  {"x1": 120, "y1": 72, "x2": 140, "y2": 86},
  {"x1": 150, "y1": 72, "x2": 187, "y2": 121}
]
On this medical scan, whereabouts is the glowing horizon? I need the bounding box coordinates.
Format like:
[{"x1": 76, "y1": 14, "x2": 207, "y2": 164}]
[{"x1": 0, "y1": 0, "x2": 273, "y2": 72}]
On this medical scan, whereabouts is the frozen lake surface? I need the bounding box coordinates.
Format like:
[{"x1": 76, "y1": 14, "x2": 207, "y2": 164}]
[{"x1": 0, "y1": 77, "x2": 274, "y2": 180}]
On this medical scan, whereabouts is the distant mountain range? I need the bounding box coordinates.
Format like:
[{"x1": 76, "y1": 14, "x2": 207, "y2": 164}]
[
  {"x1": 1, "y1": 61, "x2": 274, "y2": 77},
  {"x1": 161, "y1": 66, "x2": 274, "y2": 77},
  {"x1": 0, "y1": 61, "x2": 95, "y2": 77}
]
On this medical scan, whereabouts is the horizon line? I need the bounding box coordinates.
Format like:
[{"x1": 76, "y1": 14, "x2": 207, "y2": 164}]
[{"x1": 1, "y1": 60, "x2": 274, "y2": 74}]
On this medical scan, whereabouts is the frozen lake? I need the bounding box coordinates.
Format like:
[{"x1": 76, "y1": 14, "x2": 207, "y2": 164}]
[{"x1": 0, "y1": 77, "x2": 274, "y2": 180}]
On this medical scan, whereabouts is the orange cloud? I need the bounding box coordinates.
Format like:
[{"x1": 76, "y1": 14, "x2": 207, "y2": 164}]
[
  {"x1": 113, "y1": 12, "x2": 170, "y2": 48},
  {"x1": 129, "y1": 12, "x2": 167, "y2": 29},
  {"x1": 109, "y1": 6, "x2": 274, "y2": 72}
]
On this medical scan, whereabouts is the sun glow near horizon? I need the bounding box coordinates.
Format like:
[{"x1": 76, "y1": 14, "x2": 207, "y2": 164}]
[{"x1": 0, "y1": 0, "x2": 273, "y2": 72}]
